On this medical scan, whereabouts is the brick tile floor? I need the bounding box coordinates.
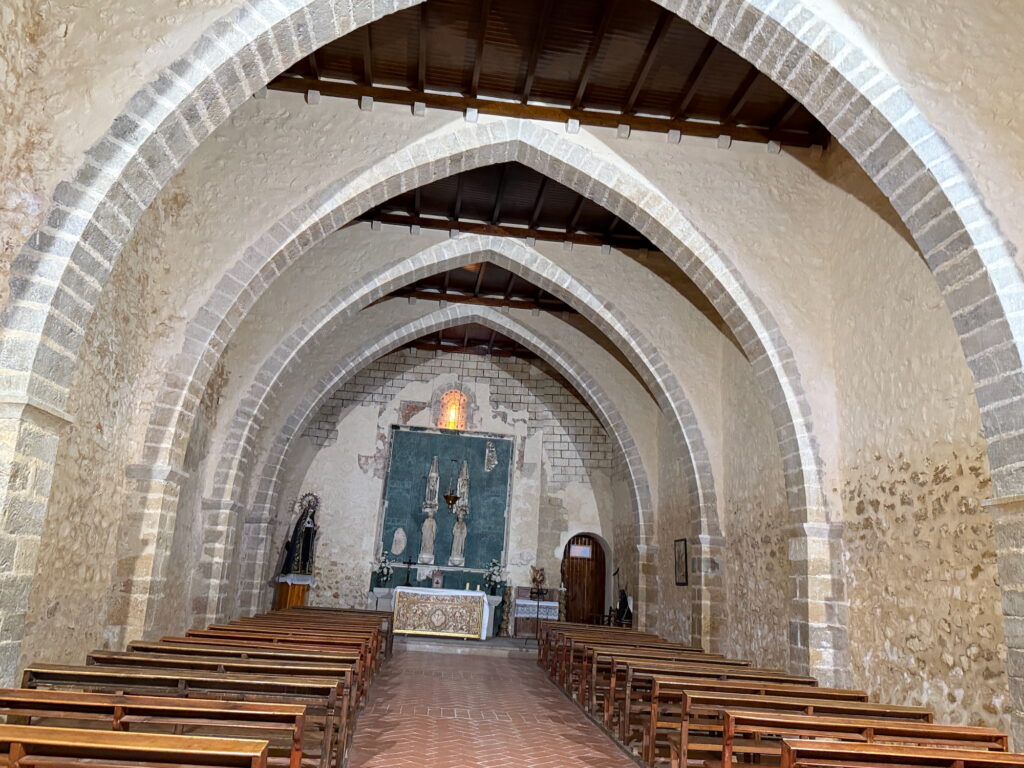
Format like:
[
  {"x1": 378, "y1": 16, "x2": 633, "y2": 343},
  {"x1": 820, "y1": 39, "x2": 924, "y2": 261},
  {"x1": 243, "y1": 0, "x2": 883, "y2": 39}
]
[{"x1": 349, "y1": 649, "x2": 637, "y2": 767}]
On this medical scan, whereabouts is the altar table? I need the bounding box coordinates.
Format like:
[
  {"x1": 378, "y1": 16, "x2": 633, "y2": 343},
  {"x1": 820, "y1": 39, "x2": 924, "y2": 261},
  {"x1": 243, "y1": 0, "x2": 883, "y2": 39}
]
[{"x1": 392, "y1": 587, "x2": 492, "y2": 640}]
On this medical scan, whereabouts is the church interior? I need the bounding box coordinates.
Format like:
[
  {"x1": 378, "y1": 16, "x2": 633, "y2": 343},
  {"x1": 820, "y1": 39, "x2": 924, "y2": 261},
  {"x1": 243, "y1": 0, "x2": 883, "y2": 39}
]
[{"x1": 2, "y1": 0, "x2": 1024, "y2": 766}]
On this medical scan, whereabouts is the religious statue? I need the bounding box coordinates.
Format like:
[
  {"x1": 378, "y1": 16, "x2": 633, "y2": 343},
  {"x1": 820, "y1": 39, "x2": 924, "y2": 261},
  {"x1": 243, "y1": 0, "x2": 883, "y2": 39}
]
[
  {"x1": 418, "y1": 456, "x2": 440, "y2": 564},
  {"x1": 448, "y1": 460, "x2": 470, "y2": 567},
  {"x1": 281, "y1": 492, "x2": 319, "y2": 575}
]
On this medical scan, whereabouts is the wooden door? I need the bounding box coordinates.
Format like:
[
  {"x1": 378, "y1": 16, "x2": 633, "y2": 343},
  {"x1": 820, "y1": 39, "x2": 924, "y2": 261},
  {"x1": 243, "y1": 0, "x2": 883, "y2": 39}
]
[{"x1": 561, "y1": 534, "x2": 606, "y2": 624}]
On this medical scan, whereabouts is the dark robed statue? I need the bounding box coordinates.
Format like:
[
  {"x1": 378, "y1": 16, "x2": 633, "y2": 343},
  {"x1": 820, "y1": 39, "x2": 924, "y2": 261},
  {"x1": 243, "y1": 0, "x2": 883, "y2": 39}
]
[{"x1": 281, "y1": 492, "x2": 320, "y2": 576}]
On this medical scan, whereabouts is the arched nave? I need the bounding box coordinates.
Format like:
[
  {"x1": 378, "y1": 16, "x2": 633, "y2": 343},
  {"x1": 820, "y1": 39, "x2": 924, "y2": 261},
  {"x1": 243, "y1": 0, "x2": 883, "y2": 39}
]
[{"x1": 1, "y1": 0, "x2": 1022, "y2": 751}]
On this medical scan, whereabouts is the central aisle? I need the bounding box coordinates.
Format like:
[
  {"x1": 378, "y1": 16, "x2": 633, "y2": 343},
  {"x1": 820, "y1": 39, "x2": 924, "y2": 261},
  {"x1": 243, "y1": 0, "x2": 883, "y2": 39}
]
[{"x1": 349, "y1": 648, "x2": 637, "y2": 767}]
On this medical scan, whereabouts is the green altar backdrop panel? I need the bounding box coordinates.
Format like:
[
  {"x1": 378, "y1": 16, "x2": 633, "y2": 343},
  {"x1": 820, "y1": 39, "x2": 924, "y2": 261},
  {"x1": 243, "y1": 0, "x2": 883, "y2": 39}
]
[{"x1": 380, "y1": 426, "x2": 514, "y2": 575}]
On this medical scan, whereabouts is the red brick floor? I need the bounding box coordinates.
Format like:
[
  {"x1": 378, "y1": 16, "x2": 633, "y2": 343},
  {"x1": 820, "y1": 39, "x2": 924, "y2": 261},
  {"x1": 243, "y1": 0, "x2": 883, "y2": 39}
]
[{"x1": 349, "y1": 649, "x2": 638, "y2": 767}]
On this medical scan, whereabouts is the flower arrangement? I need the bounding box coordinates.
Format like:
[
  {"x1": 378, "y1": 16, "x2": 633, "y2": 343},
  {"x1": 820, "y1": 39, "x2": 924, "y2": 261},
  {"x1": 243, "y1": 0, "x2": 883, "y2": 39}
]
[
  {"x1": 483, "y1": 559, "x2": 504, "y2": 594},
  {"x1": 371, "y1": 555, "x2": 394, "y2": 585}
]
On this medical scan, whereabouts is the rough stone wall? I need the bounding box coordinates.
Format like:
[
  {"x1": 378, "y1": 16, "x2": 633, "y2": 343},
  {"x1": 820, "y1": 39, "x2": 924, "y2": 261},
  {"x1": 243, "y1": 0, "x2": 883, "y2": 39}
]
[
  {"x1": 719, "y1": 349, "x2": 792, "y2": 670},
  {"x1": 283, "y1": 345, "x2": 619, "y2": 608},
  {"x1": 829, "y1": 150, "x2": 1009, "y2": 728},
  {"x1": 653, "y1": 419, "x2": 697, "y2": 645}
]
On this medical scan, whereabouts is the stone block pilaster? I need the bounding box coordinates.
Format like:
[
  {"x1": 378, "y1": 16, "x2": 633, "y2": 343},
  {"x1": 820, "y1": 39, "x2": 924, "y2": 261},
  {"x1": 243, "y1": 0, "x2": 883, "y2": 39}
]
[
  {"x1": 114, "y1": 464, "x2": 187, "y2": 644},
  {"x1": 193, "y1": 499, "x2": 245, "y2": 626},
  {"x1": 983, "y1": 494, "x2": 1024, "y2": 748},
  {"x1": 0, "y1": 401, "x2": 68, "y2": 685},
  {"x1": 635, "y1": 543, "x2": 659, "y2": 632},
  {"x1": 788, "y1": 521, "x2": 851, "y2": 688},
  {"x1": 690, "y1": 533, "x2": 725, "y2": 653}
]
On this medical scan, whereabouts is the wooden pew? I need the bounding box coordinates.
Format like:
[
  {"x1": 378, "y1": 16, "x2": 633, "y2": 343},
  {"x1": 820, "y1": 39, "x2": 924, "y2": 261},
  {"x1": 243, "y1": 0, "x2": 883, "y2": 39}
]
[
  {"x1": 609, "y1": 658, "x2": 819, "y2": 740},
  {"x1": 0, "y1": 688, "x2": 304, "y2": 768},
  {"x1": 665, "y1": 691, "x2": 933, "y2": 768},
  {"x1": 21, "y1": 664, "x2": 343, "y2": 768},
  {"x1": 779, "y1": 740, "x2": 1024, "y2": 768},
  {"x1": 718, "y1": 710, "x2": 1008, "y2": 767},
  {"x1": 0, "y1": 723, "x2": 268, "y2": 768}
]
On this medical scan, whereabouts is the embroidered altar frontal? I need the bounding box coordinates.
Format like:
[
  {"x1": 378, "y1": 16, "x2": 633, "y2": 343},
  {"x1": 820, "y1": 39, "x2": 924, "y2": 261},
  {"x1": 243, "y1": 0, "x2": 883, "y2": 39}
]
[{"x1": 393, "y1": 587, "x2": 487, "y2": 639}]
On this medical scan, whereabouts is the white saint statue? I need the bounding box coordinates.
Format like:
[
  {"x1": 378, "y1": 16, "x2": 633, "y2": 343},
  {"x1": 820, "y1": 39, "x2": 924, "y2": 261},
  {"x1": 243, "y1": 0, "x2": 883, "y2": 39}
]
[
  {"x1": 418, "y1": 456, "x2": 440, "y2": 564},
  {"x1": 448, "y1": 461, "x2": 470, "y2": 567}
]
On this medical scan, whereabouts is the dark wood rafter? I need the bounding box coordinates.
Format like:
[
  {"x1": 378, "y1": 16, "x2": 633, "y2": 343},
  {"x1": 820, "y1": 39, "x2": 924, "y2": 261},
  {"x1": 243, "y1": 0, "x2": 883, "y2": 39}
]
[
  {"x1": 417, "y1": 3, "x2": 428, "y2": 92},
  {"x1": 521, "y1": 0, "x2": 555, "y2": 102},
  {"x1": 405, "y1": 339, "x2": 533, "y2": 358},
  {"x1": 486, "y1": 329, "x2": 498, "y2": 354},
  {"x1": 528, "y1": 178, "x2": 549, "y2": 229},
  {"x1": 722, "y1": 65, "x2": 761, "y2": 125},
  {"x1": 361, "y1": 25, "x2": 374, "y2": 85},
  {"x1": 451, "y1": 175, "x2": 464, "y2": 221},
  {"x1": 358, "y1": 212, "x2": 647, "y2": 249},
  {"x1": 270, "y1": 76, "x2": 820, "y2": 146},
  {"x1": 462, "y1": 326, "x2": 472, "y2": 347},
  {"x1": 623, "y1": 8, "x2": 674, "y2": 115},
  {"x1": 270, "y1": 0, "x2": 829, "y2": 148},
  {"x1": 572, "y1": 0, "x2": 619, "y2": 109},
  {"x1": 671, "y1": 37, "x2": 718, "y2": 119},
  {"x1": 442, "y1": 270, "x2": 451, "y2": 296},
  {"x1": 387, "y1": 290, "x2": 561, "y2": 313},
  {"x1": 567, "y1": 197, "x2": 586, "y2": 235},
  {"x1": 769, "y1": 96, "x2": 801, "y2": 133},
  {"x1": 490, "y1": 165, "x2": 509, "y2": 224},
  {"x1": 469, "y1": 0, "x2": 492, "y2": 98},
  {"x1": 503, "y1": 272, "x2": 518, "y2": 300},
  {"x1": 413, "y1": 187, "x2": 422, "y2": 217},
  {"x1": 473, "y1": 263, "x2": 489, "y2": 296}
]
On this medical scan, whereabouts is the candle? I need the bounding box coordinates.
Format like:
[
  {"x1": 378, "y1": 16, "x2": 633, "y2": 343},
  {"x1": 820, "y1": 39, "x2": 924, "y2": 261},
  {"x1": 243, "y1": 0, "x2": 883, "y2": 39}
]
[{"x1": 465, "y1": 582, "x2": 470, "y2": 590}]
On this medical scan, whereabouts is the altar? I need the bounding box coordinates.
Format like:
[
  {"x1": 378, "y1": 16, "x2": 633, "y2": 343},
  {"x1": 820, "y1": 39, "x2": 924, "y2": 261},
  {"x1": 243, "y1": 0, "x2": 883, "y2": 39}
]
[{"x1": 392, "y1": 586, "x2": 493, "y2": 640}]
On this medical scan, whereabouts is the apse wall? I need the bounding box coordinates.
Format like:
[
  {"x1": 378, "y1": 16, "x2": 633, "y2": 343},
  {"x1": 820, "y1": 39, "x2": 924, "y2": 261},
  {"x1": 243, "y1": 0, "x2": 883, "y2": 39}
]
[{"x1": 271, "y1": 345, "x2": 622, "y2": 607}]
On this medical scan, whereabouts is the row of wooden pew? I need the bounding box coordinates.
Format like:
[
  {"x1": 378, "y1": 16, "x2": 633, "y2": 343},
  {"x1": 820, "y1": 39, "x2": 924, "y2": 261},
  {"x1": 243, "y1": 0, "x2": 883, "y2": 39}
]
[
  {"x1": 539, "y1": 621, "x2": 1016, "y2": 768},
  {"x1": 0, "y1": 606, "x2": 393, "y2": 768}
]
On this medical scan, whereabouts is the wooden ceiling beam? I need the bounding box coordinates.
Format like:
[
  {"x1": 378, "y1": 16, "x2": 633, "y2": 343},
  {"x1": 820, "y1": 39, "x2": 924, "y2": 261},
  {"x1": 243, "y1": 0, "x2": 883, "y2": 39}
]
[
  {"x1": 417, "y1": 4, "x2": 428, "y2": 92},
  {"x1": 451, "y1": 175, "x2": 464, "y2": 221},
  {"x1": 670, "y1": 38, "x2": 717, "y2": 119},
  {"x1": 388, "y1": 289, "x2": 569, "y2": 314},
  {"x1": 486, "y1": 329, "x2": 498, "y2": 354},
  {"x1": 567, "y1": 196, "x2": 587, "y2": 234},
  {"x1": 413, "y1": 188, "x2": 422, "y2": 217},
  {"x1": 442, "y1": 270, "x2": 451, "y2": 296},
  {"x1": 623, "y1": 9, "x2": 673, "y2": 115},
  {"x1": 473, "y1": 262, "x2": 488, "y2": 297},
  {"x1": 362, "y1": 26, "x2": 374, "y2": 85},
  {"x1": 404, "y1": 340, "x2": 536, "y2": 359},
  {"x1": 528, "y1": 177, "x2": 549, "y2": 229},
  {"x1": 267, "y1": 76, "x2": 821, "y2": 146},
  {"x1": 723, "y1": 65, "x2": 761, "y2": 124},
  {"x1": 358, "y1": 212, "x2": 648, "y2": 250},
  {"x1": 307, "y1": 51, "x2": 321, "y2": 80},
  {"x1": 490, "y1": 165, "x2": 510, "y2": 224},
  {"x1": 521, "y1": 0, "x2": 555, "y2": 102},
  {"x1": 503, "y1": 272, "x2": 518, "y2": 300},
  {"x1": 469, "y1": 0, "x2": 492, "y2": 98},
  {"x1": 571, "y1": 0, "x2": 619, "y2": 109},
  {"x1": 462, "y1": 326, "x2": 472, "y2": 348},
  {"x1": 605, "y1": 215, "x2": 620, "y2": 236},
  {"x1": 769, "y1": 95, "x2": 802, "y2": 132}
]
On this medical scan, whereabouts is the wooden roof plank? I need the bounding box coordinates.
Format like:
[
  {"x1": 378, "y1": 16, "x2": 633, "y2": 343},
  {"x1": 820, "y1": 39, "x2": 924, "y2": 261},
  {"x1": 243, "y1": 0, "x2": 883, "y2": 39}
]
[
  {"x1": 528, "y1": 177, "x2": 550, "y2": 229},
  {"x1": 417, "y1": 3, "x2": 428, "y2": 92},
  {"x1": 473, "y1": 263, "x2": 489, "y2": 296},
  {"x1": 490, "y1": 165, "x2": 510, "y2": 223}
]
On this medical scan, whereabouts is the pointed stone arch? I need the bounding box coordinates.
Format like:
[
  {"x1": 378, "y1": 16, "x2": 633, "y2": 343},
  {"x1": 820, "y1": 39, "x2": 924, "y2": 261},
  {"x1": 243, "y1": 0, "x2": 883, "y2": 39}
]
[
  {"x1": 189, "y1": 235, "x2": 723, "y2": 646},
  {"x1": 233, "y1": 303, "x2": 661, "y2": 624}
]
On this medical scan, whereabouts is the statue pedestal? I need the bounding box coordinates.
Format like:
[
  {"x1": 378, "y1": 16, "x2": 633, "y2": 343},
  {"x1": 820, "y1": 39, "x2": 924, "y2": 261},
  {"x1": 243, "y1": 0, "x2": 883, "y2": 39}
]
[
  {"x1": 274, "y1": 573, "x2": 314, "y2": 609},
  {"x1": 485, "y1": 594, "x2": 503, "y2": 639},
  {"x1": 369, "y1": 587, "x2": 393, "y2": 610},
  {"x1": 448, "y1": 555, "x2": 465, "y2": 567}
]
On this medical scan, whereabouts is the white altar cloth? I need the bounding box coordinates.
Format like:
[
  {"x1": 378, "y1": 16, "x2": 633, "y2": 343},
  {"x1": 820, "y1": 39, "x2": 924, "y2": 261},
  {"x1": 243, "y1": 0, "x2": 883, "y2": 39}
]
[{"x1": 392, "y1": 587, "x2": 492, "y2": 640}]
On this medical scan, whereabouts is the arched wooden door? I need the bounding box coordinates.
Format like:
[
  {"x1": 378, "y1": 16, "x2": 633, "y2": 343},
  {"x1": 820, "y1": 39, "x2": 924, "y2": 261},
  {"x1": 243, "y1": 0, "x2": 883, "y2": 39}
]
[{"x1": 561, "y1": 534, "x2": 606, "y2": 624}]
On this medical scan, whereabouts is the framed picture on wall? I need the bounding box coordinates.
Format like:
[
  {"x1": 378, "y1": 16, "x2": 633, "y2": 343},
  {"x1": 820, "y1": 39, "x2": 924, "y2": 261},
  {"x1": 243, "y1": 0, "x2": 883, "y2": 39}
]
[{"x1": 674, "y1": 538, "x2": 688, "y2": 586}]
